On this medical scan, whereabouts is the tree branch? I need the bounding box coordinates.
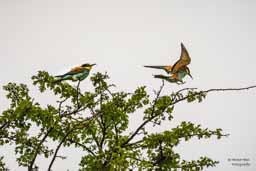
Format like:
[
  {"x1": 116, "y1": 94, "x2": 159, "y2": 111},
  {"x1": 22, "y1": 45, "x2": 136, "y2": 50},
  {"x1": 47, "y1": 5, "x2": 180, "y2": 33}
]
[
  {"x1": 47, "y1": 109, "x2": 104, "y2": 170},
  {"x1": 67, "y1": 138, "x2": 96, "y2": 156},
  {"x1": 122, "y1": 84, "x2": 256, "y2": 147},
  {"x1": 57, "y1": 97, "x2": 69, "y2": 116},
  {"x1": 172, "y1": 85, "x2": 256, "y2": 107},
  {"x1": 76, "y1": 80, "x2": 81, "y2": 108},
  {"x1": 47, "y1": 129, "x2": 73, "y2": 171},
  {"x1": 0, "y1": 122, "x2": 9, "y2": 130},
  {"x1": 28, "y1": 127, "x2": 53, "y2": 171},
  {"x1": 204, "y1": 85, "x2": 256, "y2": 93},
  {"x1": 176, "y1": 87, "x2": 197, "y2": 94},
  {"x1": 122, "y1": 80, "x2": 165, "y2": 147},
  {"x1": 90, "y1": 107, "x2": 105, "y2": 151}
]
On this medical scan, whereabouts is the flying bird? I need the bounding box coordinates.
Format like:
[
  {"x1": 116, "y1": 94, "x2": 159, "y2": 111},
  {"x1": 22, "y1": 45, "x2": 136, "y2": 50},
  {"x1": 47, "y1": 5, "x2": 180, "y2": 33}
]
[
  {"x1": 54, "y1": 63, "x2": 96, "y2": 82},
  {"x1": 171, "y1": 43, "x2": 191, "y2": 74},
  {"x1": 144, "y1": 43, "x2": 192, "y2": 84},
  {"x1": 154, "y1": 66, "x2": 192, "y2": 84}
]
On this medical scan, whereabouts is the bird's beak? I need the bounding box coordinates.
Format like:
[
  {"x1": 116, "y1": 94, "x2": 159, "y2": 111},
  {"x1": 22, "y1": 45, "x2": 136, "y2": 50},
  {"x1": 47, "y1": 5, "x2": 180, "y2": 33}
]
[
  {"x1": 188, "y1": 73, "x2": 193, "y2": 79},
  {"x1": 91, "y1": 63, "x2": 96, "y2": 66},
  {"x1": 186, "y1": 67, "x2": 193, "y2": 79}
]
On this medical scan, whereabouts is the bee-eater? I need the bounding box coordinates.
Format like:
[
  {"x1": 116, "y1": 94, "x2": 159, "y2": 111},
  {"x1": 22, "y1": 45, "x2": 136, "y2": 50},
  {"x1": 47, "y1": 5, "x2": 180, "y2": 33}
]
[
  {"x1": 154, "y1": 66, "x2": 192, "y2": 84},
  {"x1": 171, "y1": 43, "x2": 191, "y2": 74},
  {"x1": 144, "y1": 43, "x2": 192, "y2": 83},
  {"x1": 54, "y1": 63, "x2": 96, "y2": 82}
]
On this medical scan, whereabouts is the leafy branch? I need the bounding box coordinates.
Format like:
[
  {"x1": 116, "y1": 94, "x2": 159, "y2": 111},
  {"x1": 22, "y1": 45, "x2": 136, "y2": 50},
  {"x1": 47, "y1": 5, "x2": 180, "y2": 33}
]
[{"x1": 1, "y1": 71, "x2": 256, "y2": 171}]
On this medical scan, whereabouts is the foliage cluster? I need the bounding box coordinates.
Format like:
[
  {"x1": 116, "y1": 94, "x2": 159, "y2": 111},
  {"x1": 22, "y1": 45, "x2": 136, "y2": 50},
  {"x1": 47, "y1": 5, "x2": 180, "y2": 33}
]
[{"x1": 0, "y1": 71, "x2": 229, "y2": 171}]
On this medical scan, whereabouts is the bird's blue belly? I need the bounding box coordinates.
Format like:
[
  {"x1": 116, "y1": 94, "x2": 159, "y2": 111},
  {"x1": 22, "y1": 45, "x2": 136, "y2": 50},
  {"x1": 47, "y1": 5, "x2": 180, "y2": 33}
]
[
  {"x1": 72, "y1": 71, "x2": 89, "y2": 81},
  {"x1": 177, "y1": 71, "x2": 187, "y2": 80}
]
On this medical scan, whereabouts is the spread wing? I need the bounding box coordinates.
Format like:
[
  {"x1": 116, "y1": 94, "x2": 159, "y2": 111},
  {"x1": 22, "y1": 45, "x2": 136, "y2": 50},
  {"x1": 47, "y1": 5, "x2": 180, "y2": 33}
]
[
  {"x1": 163, "y1": 66, "x2": 173, "y2": 73},
  {"x1": 171, "y1": 43, "x2": 191, "y2": 74}
]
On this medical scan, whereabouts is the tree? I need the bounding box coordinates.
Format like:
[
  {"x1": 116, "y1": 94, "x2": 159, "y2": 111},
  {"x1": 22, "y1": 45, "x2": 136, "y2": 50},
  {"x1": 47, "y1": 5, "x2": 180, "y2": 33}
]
[{"x1": 0, "y1": 71, "x2": 255, "y2": 171}]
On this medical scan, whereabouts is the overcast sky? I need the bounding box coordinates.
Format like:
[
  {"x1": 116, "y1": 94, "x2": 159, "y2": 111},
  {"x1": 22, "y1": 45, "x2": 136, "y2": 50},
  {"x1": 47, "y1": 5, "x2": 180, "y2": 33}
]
[{"x1": 1, "y1": 0, "x2": 256, "y2": 170}]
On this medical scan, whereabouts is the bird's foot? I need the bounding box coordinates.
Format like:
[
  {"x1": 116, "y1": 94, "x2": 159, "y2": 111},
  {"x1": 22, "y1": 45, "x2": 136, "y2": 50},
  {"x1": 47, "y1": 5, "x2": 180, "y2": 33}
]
[{"x1": 176, "y1": 80, "x2": 185, "y2": 85}]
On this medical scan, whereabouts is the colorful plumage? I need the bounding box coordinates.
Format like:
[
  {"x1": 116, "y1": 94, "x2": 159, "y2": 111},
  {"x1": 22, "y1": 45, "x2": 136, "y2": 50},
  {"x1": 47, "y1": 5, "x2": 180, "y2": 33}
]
[
  {"x1": 54, "y1": 63, "x2": 96, "y2": 82},
  {"x1": 143, "y1": 65, "x2": 173, "y2": 74},
  {"x1": 144, "y1": 43, "x2": 192, "y2": 84},
  {"x1": 171, "y1": 43, "x2": 191, "y2": 74},
  {"x1": 154, "y1": 66, "x2": 192, "y2": 84}
]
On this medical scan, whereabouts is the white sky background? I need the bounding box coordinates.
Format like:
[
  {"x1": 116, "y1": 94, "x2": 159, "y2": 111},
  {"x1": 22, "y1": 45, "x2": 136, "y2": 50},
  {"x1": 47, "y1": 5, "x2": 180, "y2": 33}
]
[{"x1": 0, "y1": 0, "x2": 256, "y2": 170}]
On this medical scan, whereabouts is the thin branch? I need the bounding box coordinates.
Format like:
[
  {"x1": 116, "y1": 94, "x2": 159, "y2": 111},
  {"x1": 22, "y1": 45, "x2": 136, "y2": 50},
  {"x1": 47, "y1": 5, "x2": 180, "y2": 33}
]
[
  {"x1": 125, "y1": 140, "x2": 144, "y2": 147},
  {"x1": 122, "y1": 84, "x2": 256, "y2": 147},
  {"x1": 89, "y1": 107, "x2": 104, "y2": 150},
  {"x1": 204, "y1": 85, "x2": 256, "y2": 93},
  {"x1": 47, "y1": 109, "x2": 104, "y2": 170},
  {"x1": 57, "y1": 97, "x2": 69, "y2": 116},
  {"x1": 114, "y1": 122, "x2": 119, "y2": 145},
  {"x1": 61, "y1": 106, "x2": 87, "y2": 118},
  {"x1": 171, "y1": 88, "x2": 197, "y2": 102},
  {"x1": 30, "y1": 97, "x2": 89, "y2": 170},
  {"x1": 178, "y1": 132, "x2": 230, "y2": 139},
  {"x1": 149, "y1": 120, "x2": 161, "y2": 126},
  {"x1": 171, "y1": 85, "x2": 256, "y2": 107},
  {"x1": 99, "y1": 122, "x2": 106, "y2": 151},
  {"x1": 99, "y1": 83, "x2": 121, "y2": 169},
  {"x1": 125, "y1": 132, "x2": 229, "y2": 148},
  {"x1": 55, "y1": 155, "x2": 67, "y2": 160},
  {"x1": 60, "y1": 94, "x2": 102, "y2": 118},
  {"x1": 0, "y1": 122, "x2": 9, "y2": 130},
  {"x1": 28, "y1": 127, "x2": 53, "y2": 171},
  {"x1": 67, "y1": 138, "x2": 96, "y2": 156},
  {"x1": 91, "y1": 129, "x2": 101, "y2": 149},
  {"x1": 30, "y1": 80, "x2": 103, "y2": 170},
  {"x1": 47, "y1": 129, "x2": 73, "y2": 171},
  {"x1": 154, "y1": 140, "x2": 164, "y2": 169},
  {"x1": 29, "y1": 102, "x2": 85, "y2": 170},
  {"x1": 76, "y1": 80, "x2": 81, "y2": 108},
  {"x1": 176, "y1": 87, "x2": 197, "y2": 94},
  {"x1": 122, "y1": 80, "x2": 165, "y2": 147},
  {"x1": 98, "y1": 81, "x2": 108, "y2": 151},
  {"x1": 126, "y1": 156, "x2": 154, "y2": 165},
  {"x1": 0, "y1": 135, "x2": 17, "y2": 142}
]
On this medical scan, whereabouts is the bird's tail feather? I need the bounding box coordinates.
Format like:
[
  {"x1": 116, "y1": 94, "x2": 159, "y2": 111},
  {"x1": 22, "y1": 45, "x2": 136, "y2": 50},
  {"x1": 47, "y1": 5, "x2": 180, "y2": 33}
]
[
  {"x1": 53, "y1": 74, "x2": 71, "y2": 83},
  {"x1": 154, "y1": 74, "x2": 168, "y2": 79},
  {"x1": 154, "y1": 74, "x2": 178, "y2": 83},
  {"x1": 144, "y1": 65, "x2": 166, "y2": 70},
  {"x1": 53, "y1": 76, "x2": 63, "y2": 83}
]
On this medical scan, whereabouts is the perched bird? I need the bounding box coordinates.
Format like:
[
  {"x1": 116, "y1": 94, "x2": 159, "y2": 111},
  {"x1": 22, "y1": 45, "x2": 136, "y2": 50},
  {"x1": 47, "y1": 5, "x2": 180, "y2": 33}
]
[
  {"x1": 54, "y1": 63, "x2": 96, "y2": 82},
  {"x1": 144, "y1": 43, "x2": 192, "y2": 83}
]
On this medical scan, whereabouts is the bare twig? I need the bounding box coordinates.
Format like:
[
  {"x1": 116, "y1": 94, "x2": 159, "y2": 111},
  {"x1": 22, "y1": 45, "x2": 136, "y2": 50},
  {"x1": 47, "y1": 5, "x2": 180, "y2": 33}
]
[
  {"x1": 204, "y1": 85, "x2": 256, "y2": 93},
  {"x1": 172, "y1": 85, "x2": 256, "y2": 107}
]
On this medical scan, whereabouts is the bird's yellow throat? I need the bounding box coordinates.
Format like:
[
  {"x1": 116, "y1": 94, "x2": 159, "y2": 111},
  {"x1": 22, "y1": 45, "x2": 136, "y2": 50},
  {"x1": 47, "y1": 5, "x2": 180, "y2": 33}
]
[{"x1": 85, "y1": 66, "x2": 92, "y2": 70}]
